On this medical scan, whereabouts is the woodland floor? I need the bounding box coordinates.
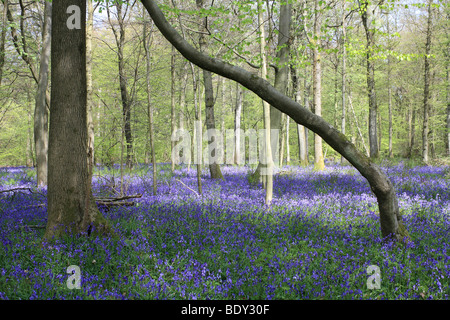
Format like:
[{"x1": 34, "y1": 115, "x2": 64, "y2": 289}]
[{"x1": 0, "y1": 162, "x2": 449, "y2": 299}]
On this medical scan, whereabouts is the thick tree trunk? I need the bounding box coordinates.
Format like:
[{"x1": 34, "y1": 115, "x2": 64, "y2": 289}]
[
  {"x1": 422, "y1": 0, "x2": 432, "y2": 164},
  {"x1": 45, "y1": 0, "x2": 111, "y2": 241},
  {"x1": 140, "y1": 0, "x2": 409, "y2": 242},
  {"x1": 197, "y1": 0, "x2": 223, "y2": 180},
  {"x1": 34, "y1": 1, "x2": 51, "y2": 186}
]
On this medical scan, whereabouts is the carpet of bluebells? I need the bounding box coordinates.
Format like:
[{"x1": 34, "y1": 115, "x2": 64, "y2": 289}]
[{"x1": 0, "y1": 162, "x2": 449, "y2": 300}]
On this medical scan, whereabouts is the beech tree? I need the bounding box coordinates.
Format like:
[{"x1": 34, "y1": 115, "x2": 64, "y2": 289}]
[
  {"x1": 140, "y1": 0, "x2": 409, "y2": 242},
  {"x1": 34, "y1": 1, "x2": 51, "y2": 186},
  {"x1": 44, "y1": 0, "x2": 111, "y2": 240}
]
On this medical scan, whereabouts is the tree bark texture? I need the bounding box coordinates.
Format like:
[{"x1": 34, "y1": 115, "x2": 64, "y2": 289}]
[
  {"x1": 360, "y1": 0, "x2": 379, "y2": 159},
  {"x1": 45, "y1": 0, "x2": 111, "y2": 241},
  {"x1": 197, "y1": 0, "x2": 223, "y2": 180},
  {"x1": 34, "y1": 0, "x2": 51, "y2": 186}
]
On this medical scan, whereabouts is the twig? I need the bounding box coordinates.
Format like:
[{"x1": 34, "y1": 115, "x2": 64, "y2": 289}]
[{"x1": 175, "y1": 179, "x2": 200, "y2": 197}]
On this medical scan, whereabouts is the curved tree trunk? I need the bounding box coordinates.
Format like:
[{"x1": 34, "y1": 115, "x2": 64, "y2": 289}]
[{"x1": 140, "y1": 0, "x2": 409, "y2": 242}]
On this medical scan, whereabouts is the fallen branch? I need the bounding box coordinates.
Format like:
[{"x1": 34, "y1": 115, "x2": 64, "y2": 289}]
[
  {"x1": 95, "y1": 194, "x2": 143, "y2": 202},
  {"x1": 0, "y1": 187, "x2": 35, "y2": 194},
  {"x1": 96, "y1": 201, "x2": 136, "y2": 207},
  {"x1": 0, "y1": 187, "x2": 46, "y2": 198},
  {"x1": 175, "y1": 179, "x2": 200, "y2": 197}
]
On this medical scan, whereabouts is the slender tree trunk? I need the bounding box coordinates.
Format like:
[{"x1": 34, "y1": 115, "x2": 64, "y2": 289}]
[
  {"x1": 270, "y1": 2, "x2": 291, "y2": 167},
  {"x1": 447, "y1": 58, "x2": 450, "y2": 156},
  {"x1": 45, "y1": 0, "x2": 111, "y2": 240},
  {"x1": 312, "y1": 0, "x2": 324, "y2": 171},
  {"x1": 280, "y1": 113, "x2": 286, "y2": 166},
  {"x1": 107, "y1": 2, "x2": 133, "y2": 169},
  {"x1": 258, "y1": 0, "x2": 273, "y2": 205},
  {"x1": 197, "y1": 0, "x2": 223, "y2": 179},
  {"x1": 144, "y1": 8, "x2": 157, "y2": 195},
  {"x1": 446, "y1": 9, "x2": 450, "y2": 156},
  {"x1": 422, "y1": 0, "x2": 433, "y2": 164},
  {"x1": 386, "y1": 12, "x2": 393, "y2": 158},
  {"x1": 360, "y1": 0, "x2": 379, "y2": 159},
  {"x1": 348, "y1": 85, "x2": 370, "y2": 157},
  {"x1": 34, "y1": 0, "x2": 51, "y2": 186},
  {"x1": 87, "y1": 0, "x2": 95, "y2": 171},
  {"x1": 171, "y1": 45, "x2": 176, "y2": 172},
  {"x1": 409, "y1": 104, "x2": 416, "y2": 158},
  {"x1": 286, "y1": 115, "x2": 290, "y2": 165},
  {"x1": 341, "y1": 2, "x2": 347, "y2": 164},
  {"x1": 221, "y1": 76, "x2": 226, "y2": 147},
  {"x1": 235, "y1": 83, "x2": 242, "y2": 165},
  {"x1": 0, "y1": 0, "x2": 7, "y2": 85},
  {"x1": 26, "y1": 87, "x2": 34, "y2": 167}
]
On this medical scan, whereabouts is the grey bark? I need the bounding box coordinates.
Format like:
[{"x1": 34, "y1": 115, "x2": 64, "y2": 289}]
[
  {"x1": 34, "y1": 0, "x2": 51, "y2": 186},
  {"x1": 107, "y1": 1, "x2": 134, "y2": 169},
  {"x1": 360, "y1": 0, "x2": 379, "y2": 159},
  {"x1": 422, "y1": 0, "x2": 433, "y2": 164},
  {"x1": 45, "y1": 0, "x2": 111, "y2": 240},
  {"x1": 341, "y1": 2, "x2": 347, "y2": 164},
  {"x1": 312, "y1": 0, "x2": 324, "y2": 170},
  {"x1": 144, "y1": 8, "x2": 157, "y2": 195},
  {"x1": 87, "y1": 0, "x2": 94, "y2": 171},
  {"x1": 0, "y1": 0, "x2": 6, "y2": 85},
  {"x1": 197, "y1": 0, "x2": 223, "y2": 180},
  {"x1": 235, "y1": 83, "x2": 242, "y2": 165},
  {"x1": 270, "y1": 2, "x2": 292, "y2": 166}
]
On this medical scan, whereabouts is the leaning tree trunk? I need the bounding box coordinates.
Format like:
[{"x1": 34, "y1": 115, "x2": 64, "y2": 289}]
[
  {"x1": 34, "y1": 0, "x2": 51, "y2": 186},
  {"x1": 45, "y1": 0, "x2": 111, "y2": 240},
  {"x1": 140, "y1": 0, "x2": 409, "y2": 242}
]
